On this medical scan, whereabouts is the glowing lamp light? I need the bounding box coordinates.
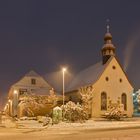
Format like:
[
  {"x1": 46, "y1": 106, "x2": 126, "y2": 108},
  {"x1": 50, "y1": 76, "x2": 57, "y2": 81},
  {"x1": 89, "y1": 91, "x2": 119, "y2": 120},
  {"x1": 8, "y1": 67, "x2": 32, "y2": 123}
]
[
  {"x1": 14, "y1": 90, "x2": 18, "y2": 94},
  {"x1": 62, "y1": 67, "x2": 66, "y2": 72}
]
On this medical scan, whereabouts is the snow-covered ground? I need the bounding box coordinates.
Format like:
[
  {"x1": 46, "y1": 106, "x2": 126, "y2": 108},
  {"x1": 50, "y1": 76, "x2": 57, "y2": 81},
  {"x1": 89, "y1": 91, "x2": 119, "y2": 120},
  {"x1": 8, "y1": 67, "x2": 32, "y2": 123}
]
[
  {"x1": 16, "y1": 118, "x2": 140, "y2": 130},
  {"x1": 1, "y1": 117, "x2": 140, "y2": 140},
  {"x1": 2, "y1": 116, "x2": 140, "y2": 130}
]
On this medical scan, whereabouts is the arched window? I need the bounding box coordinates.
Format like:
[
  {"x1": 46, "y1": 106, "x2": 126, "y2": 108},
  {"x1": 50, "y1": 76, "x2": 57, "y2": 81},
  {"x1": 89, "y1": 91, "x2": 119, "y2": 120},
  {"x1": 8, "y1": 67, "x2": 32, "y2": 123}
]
[
  {"x1": 121, "y1": 93, "x2": 127, "y2": 111},
  {"x1": 101, "y1": 92, "x2": 107, "y2": 110}
]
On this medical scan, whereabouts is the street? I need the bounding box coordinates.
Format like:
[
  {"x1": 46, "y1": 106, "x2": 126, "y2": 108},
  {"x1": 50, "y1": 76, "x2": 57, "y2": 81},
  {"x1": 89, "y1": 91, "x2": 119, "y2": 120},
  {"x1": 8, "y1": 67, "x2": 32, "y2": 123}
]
[{"x1": 0, "y1": 127, "x2": 140, "y2": 140}]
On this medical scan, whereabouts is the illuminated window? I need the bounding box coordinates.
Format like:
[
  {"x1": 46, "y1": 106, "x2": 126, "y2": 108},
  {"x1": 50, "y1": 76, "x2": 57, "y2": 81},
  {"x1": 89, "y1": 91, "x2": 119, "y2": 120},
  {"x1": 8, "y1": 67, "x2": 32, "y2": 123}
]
[
  {"x1": 19, "y1": 89, "x2": 27, "y2": 95},
  {"x1": 121, "y1": 93, "x2": 127, "y2": 110},
  {"x1": 101, "y1": 92, "x2": 107, "y2": 110},
  {"x1": 31, "y1": 78, "x2": 36, "y2": 85}
]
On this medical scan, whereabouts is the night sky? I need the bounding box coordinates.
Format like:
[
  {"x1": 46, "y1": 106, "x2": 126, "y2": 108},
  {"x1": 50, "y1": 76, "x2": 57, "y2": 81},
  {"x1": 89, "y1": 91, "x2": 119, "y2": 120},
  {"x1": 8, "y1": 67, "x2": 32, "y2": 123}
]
[{"x1": 0, "y1": 0, "x2": 140, "y2": 108}]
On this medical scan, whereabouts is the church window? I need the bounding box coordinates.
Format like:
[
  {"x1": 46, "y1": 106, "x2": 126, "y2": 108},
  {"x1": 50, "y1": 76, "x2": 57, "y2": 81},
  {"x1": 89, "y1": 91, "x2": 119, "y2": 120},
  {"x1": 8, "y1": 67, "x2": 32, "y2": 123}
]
[
  {"x1": 120, "y1": 78, "x2": 122, "y2": 83},
  {"x1": 31, "y1": 78, "x2": 36, "y2": 85},
  {"x1": 112, "y1": 65, "x2": 116, "y2": 69},
  {"x1": 105, "y1": 77, "x2": 109, "y2": 81},
  {"x1": 101, "y1": 92, "x2": 107, "y2": 110},
  {"x1": 121, "y1": 93, "x2": 127, "y2": 110}
]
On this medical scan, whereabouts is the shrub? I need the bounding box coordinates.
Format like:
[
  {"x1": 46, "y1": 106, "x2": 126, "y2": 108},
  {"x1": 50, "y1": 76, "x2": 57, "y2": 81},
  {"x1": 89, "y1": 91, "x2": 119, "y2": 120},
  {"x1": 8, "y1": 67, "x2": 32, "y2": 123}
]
[{"x1": 62, "y1": 101, "x2": 88, "y2": 122}]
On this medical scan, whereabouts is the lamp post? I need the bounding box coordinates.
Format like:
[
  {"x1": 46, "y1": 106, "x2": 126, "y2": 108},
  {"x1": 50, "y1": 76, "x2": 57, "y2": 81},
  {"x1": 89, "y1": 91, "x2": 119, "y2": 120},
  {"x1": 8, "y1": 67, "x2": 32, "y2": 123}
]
[
  {"x1": 62, "y1": 67, "x2": 66, "y2": 120},
  {"x1": 62, "y1": 67, "x2": 66, "y2": 108},
  {"x1": 13, "y1": 90, "x2": 18, "y2": 117},
  {"x1": 8, "y1": 99, "x2": 11, "y2": 116}
]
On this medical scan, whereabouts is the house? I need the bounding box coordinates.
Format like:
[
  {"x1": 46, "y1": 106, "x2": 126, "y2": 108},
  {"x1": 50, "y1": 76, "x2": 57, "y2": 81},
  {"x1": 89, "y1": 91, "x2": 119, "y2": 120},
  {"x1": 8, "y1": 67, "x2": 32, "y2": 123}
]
[
  {"x1": 5, "y1": 70, "x2": 54, "y2": 117},
  {"x1": 66, "y1": 26, "x2": 134, "y2": 117}
]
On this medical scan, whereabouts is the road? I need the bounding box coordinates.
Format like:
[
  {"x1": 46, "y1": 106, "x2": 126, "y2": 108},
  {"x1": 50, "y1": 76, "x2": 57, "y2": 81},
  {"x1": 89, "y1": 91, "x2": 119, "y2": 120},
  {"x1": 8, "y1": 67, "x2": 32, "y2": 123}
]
[{"x1": 0, "y1": 127, "x2": 140, "y2": 140}]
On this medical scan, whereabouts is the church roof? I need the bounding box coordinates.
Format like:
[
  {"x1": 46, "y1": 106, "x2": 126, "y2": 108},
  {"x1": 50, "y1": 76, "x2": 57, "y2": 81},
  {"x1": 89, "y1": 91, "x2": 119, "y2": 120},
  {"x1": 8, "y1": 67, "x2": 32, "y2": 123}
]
[{"x1": 66, "y1": 57, "x2": 113, "y2": 92}]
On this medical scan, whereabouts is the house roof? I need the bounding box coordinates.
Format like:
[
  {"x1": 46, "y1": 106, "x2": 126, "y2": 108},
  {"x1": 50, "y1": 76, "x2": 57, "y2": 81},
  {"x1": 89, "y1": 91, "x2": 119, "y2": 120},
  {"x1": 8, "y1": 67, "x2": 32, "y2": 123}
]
[
  {"x1": 25, "y1": 70, "x2": 41, "y2": 77},
  {"x1": 11, "y1": 70, "x2": 52, "y2": 90},
  {"x1": 66, "y1": 57, "x2": 113, "y2": 92},
  {"x1": 31, "y1": 88, "x2": 50, "y2": 96}
]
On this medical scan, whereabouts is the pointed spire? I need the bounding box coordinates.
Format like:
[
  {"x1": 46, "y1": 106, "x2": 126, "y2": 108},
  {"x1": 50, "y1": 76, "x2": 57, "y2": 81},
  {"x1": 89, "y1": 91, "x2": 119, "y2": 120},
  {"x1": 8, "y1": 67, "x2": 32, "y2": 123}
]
[
  {"x1": 107, "y1": 25, "x2": 110, "y2": 33},
  {"x1": 101, "y1": 20, "x2": 116, "y2": 64},
  {"x1": 104, "y1": 19, "x2": 112, "y2": 42},
  {"x1": 106, "y1": 19, "x2": 110, "y2": 33}
]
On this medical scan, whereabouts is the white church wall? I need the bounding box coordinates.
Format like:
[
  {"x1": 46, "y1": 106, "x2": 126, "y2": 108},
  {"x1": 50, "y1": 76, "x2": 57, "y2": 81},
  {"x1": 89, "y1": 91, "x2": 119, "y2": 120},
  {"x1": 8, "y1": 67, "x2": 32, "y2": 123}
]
[{"x1": 91, "y1": 57, "x2": 133, "y2": 117}]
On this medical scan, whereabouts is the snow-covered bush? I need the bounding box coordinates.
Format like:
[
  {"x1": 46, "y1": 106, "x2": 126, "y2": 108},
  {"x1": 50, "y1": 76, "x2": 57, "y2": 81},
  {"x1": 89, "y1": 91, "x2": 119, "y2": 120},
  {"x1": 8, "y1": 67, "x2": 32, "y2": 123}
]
[
  {"x1": 62, "y1": 101, "x2": 88, "y2": 122},
  {"x1": 104, "y1": 104, "x2": 124, "y2": 121},
  {"x1": 4, "y1": 118, "x2": 17, "y2": 128},
  {"x1": 18, "y1": 90, "x2": 58, "y2": 117},
  {"x1": 79, "y1": 86, "x2": 94, "y2": 118},
  {"x1": 36, "y1": 116, "x2": 52, "y2": 126},
  {"x1": 43, "y1": 117, "x2": 52, "y2": 126},
  {"x1": 37, "y1": 116, "x2": 47, "y2": 123}
]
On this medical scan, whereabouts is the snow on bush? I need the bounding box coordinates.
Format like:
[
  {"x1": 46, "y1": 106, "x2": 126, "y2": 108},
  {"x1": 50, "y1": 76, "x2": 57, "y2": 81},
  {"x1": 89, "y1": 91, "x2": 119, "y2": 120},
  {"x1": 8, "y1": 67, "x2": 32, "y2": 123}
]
[
  {"x1": 42, "y1": 117, "x2": 52, "y2": 126},
  {"x1": 61, "y1": 101, "x2": 88, "y2": 123},
  {"x1": 79, "y1": 86, "x2": 94, "y2": 118},
  {"x1": 18, "y1": 90, "x2": 58, "y2": 117},
  {"x1": 4, "y1": 118, "x2": 17, "y2": 128},
  {"x1": 37, "y1": 116, "x2": 52, "y2": 126},
  {"x1": 104, "y1": 103, "x2": 124, "y2": 121}
]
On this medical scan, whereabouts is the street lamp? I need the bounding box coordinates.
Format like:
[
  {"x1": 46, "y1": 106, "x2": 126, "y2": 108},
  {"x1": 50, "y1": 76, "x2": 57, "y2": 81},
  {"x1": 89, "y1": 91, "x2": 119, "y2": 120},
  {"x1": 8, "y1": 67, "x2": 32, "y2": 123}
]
[
  {"x1": 14, "y1": 90, "x2": 18, "y2": 95},
  {"x1": 62, "y1": 67, "x2": 67, "y2": 120},
  {"x1": 13, "y1": 90, "x2": 18, "y2": 117},
  {"x1": 62, "y1": 67, "x2": 66, "y2": 108},
  {"x1": 8, "y1": 99, "x2": 11, "y2": 116}
]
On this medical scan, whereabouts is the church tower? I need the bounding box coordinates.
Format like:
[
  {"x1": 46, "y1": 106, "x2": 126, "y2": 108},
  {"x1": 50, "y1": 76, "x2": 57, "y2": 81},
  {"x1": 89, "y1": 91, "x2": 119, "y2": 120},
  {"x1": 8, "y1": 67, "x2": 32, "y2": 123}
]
[{"x1": 101, "y1": 25, "x2": 116, "y2": 64}]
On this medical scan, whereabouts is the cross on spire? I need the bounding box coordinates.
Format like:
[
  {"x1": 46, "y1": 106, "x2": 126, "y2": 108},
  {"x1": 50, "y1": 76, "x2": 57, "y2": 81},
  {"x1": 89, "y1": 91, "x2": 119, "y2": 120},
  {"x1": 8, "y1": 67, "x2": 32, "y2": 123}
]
[{"x1": 106, "y1": 19, "x2": 110, "y2": 33}]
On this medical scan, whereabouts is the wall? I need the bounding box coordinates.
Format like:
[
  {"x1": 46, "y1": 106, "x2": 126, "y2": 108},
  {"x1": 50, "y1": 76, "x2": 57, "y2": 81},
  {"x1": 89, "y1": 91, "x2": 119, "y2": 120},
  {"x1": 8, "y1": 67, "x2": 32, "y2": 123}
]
[{"x1": 91, "y1": 57, "x2": 133, "y2": 117}]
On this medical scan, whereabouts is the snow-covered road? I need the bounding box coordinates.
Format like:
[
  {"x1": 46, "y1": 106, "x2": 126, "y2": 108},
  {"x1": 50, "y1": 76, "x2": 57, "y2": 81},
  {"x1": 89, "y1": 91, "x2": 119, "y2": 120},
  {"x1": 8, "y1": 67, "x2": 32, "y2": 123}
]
[
  {"x1": 0, "y1": 127, "x2": 140, "y2": 140},
  {"x1": 1, "y1": 119, "x2": 140, "y2": 140}
]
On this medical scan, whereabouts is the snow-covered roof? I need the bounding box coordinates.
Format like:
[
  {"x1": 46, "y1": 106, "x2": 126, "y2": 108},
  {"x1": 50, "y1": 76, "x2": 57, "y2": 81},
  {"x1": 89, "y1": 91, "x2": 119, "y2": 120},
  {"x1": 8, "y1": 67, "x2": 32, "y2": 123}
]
[
  {"x1": 25, "y1": 70, "x2": 41, "y2": 77},
  {"x1": 44, "y1": 57, "x2": 114, "y2": 93},
  {"x1": 66, "y1": 57, "x2": 113, "y2": 92}
]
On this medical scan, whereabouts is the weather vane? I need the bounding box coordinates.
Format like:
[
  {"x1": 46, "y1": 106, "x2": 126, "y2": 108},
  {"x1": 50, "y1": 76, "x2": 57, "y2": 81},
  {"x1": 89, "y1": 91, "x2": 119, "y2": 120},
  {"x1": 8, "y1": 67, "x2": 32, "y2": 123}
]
[{"x1": 106, "y1": 19, "x2": 110, "y2": 33}]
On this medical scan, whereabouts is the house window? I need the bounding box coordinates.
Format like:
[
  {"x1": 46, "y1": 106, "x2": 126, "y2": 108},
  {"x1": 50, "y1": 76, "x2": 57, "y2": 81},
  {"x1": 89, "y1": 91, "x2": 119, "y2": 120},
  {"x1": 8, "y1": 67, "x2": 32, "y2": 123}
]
[
  {"x1": 19, "y1": 89, "x2": 27, "y2": 95},
  {"x1": 101, "y1": 92, "x2": 107, "y2": 110},
  {"x1": 112, "y1": 65, "x2": 116, "y2": 69},
  {"x1": 31, "y1": 78, "x2": 36, "y2": 85},
  {"x1": 121, "y1": 93, "x2": 127, "y2": 111}
]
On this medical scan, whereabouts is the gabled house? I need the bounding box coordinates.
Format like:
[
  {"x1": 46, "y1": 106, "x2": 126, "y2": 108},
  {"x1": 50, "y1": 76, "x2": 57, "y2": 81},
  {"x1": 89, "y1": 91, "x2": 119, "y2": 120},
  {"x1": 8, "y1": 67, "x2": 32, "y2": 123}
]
[{"x1": 6, "y1": 70, "x2": 54, "y2": 117}]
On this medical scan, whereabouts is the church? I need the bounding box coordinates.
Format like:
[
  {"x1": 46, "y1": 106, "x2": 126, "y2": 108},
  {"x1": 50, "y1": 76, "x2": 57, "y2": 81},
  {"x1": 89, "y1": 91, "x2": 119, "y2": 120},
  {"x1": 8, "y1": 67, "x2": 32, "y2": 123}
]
[{"x1": 66, "y1": 26, "x2": 134, "y2": 118}]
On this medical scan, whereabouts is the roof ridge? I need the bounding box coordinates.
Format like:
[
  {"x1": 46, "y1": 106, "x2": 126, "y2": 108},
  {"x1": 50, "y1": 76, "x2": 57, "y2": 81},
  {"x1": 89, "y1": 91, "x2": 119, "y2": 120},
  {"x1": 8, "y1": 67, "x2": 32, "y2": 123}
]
[{"x1": 25, "y1": 70, "x2": 40, "y2": 77}]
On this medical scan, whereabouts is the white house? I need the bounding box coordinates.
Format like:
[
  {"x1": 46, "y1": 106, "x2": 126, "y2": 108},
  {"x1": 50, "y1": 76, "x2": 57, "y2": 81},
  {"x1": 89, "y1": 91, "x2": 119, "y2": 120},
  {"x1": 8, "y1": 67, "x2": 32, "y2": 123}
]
[{"x1": 6, "y1": 70, "x2": 53, "y2": 117}]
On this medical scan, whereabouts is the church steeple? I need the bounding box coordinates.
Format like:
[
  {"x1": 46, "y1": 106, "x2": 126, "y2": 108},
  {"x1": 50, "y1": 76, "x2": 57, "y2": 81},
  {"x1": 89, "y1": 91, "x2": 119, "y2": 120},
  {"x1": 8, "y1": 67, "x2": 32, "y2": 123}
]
[{"x1": 101, "y1": 23, "x2": 115, "y2": 64}]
